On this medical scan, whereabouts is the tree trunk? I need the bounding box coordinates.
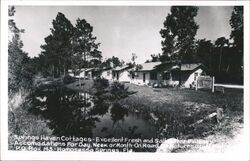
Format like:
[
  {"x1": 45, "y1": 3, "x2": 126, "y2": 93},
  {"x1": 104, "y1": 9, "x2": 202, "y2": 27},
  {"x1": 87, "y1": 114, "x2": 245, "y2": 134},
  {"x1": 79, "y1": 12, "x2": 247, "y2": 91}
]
[
  {"x1": 84, "y1": 53, "x2": 86, "y2": 81},
  {"x1": 63, "y1": 61, "x2": 66, "y2": 77},
  {"x1": 209, "y1": 47, "x2": 212, "y2": 72},
  {"x1": 226, "y1": 64, "x2": 230, "y2": 73},
  {"x1": 178, "y1": 63, "x2": 182, "y2": 87},
  {"x1": 219, "y1": 47, "x2": 222, "y2": 73},
  {"x1": 59, "y1": 60, "x2": 61, "y2": 77},
  {"x1": 52, "y1": 65, "x2": 55, "y2": 78}
]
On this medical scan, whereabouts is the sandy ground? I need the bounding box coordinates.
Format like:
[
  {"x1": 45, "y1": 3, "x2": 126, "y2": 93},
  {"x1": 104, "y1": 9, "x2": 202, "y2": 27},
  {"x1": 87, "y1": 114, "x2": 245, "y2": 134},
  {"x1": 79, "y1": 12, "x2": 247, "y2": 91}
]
[{"x1": 184, "y1": 121, "x2": 245, "y2": 153}]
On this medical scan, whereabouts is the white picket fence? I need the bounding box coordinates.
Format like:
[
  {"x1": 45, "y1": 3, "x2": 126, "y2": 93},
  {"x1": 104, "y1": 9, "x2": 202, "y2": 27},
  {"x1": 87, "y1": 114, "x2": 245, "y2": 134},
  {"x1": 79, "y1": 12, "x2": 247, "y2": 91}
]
[{"x1": 212, "y1": 83, "x2": 243, "y2": 93}]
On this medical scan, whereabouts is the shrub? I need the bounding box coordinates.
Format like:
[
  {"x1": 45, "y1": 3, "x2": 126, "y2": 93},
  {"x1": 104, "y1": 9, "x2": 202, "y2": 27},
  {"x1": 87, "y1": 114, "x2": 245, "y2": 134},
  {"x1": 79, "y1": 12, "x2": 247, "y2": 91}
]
[
  {"x1": 63, "y1": 75, "x2": 75, "y2": 84},
  {"x1": 8, "y1": 89, "x2": 53, "y2": 150},
  {"x1": 110, "y1": 82, "x2": 136, "y2": 100},
  {"x1": 94, "y1": 78, "x2": 109, "y2": 89}
]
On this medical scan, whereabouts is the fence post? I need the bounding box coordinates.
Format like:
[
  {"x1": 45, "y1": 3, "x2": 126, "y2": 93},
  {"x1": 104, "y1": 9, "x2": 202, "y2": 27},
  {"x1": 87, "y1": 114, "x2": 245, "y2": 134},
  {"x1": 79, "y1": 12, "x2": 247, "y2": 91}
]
[{"x1": 212, "y1": 76, "x2": 215, "y2": 93}]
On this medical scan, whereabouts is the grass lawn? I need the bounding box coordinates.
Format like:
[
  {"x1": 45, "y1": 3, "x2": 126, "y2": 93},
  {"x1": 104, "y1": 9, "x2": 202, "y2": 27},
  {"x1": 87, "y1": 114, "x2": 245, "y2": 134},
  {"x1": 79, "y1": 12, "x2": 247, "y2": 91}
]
[
  {"x1": 66, "y1": 79, "x2": 94, "y2": 93},
  {"x1": 125, "y1": 83, "x2": 243, "y2": 108},
  {"x1": 122, "y1": 83, "x2": 243, "y2": 152},
  {"x1": 66, "y1": 80, "x2": 244, "y2": 152}
]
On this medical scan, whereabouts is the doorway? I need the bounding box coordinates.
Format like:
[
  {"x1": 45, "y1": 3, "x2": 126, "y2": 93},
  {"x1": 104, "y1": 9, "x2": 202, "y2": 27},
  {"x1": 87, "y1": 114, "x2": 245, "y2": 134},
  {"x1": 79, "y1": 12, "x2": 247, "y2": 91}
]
[{"x1": 143, "y1": 73, "x2": 146, "y2": 83}]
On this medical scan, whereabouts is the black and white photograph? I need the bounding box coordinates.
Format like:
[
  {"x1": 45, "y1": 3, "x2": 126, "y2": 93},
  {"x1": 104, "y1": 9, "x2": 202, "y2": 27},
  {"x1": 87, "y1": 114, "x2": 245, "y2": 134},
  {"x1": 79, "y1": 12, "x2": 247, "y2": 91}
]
[{"x1": 1, "y1": 0, "x2": 249, "y2": 160}]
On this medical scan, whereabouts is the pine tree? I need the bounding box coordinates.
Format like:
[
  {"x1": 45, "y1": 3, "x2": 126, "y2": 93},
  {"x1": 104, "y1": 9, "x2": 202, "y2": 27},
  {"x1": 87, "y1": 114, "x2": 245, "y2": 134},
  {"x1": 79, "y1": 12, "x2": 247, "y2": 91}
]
[
  {"x1": 72, "y1": 18, "x2": 102, "y2": 69},
  {"x1": 230, "y1": 6, "x2": 243, "y2": 52},
  {"x1": 40, "y1": 12, "x2": 74, "y2": 77},
  {"x1": 8, "y1": 6, "x2": 33, "y2": 94},
  {"x1": 160, "y1": 6, "x2": 199, "y2": 62},
  {"x1": 160, "y1": 6, "x2": 199, "y2": 85}
]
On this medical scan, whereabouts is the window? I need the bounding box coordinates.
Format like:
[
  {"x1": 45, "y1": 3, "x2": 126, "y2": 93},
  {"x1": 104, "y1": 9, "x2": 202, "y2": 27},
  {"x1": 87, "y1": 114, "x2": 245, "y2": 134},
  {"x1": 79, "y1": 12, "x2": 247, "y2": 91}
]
[
  {"x1": 131, "y1": 73, "x2": 135, "y2": 79},
  {"x1": 150, "y1": 72, "x2": 157, "y2": 80},
  {"x1": 194, "y1": 72, "x2": 198, "y2": 81},
  {"x1": 201, "y1": 71, "x2": 206, "y2": 76},
  {"x1": 163, "y1": 72, "x2": 171, "y2": 80},
  {"x1": 107, "y1": 71, "x2": 110, "y2": 76}
]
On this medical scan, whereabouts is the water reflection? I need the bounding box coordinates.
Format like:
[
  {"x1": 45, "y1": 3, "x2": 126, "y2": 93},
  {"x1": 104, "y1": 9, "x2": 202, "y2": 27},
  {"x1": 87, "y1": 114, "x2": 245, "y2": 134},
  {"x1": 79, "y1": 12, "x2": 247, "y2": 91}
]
[
  {"x1": 29, "y1": 85, "x2": 157, "y2": 140},
  {"x1": 30, "y1": 88, "x2": 96, "y2": 137},
  {"x1": 110, "y1": 102, "x2": 128, "y2": 123}
]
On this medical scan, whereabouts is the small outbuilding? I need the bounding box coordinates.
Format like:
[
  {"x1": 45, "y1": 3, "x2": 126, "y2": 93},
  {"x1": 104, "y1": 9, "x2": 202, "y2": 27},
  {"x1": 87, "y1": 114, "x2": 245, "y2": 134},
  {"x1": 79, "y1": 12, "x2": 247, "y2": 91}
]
[
  {"x1": 112, "y1": 65, "x2": 133, "y2": 82},
  {"x1": 68, "y1": 68, "x2": 100, "y2": 79},
  {"x1": 100, "y1": 68, "x2": 113, "y2": 81},
  {"x1": 169, "y1": 63, "x2": 209, "y2": 88}
]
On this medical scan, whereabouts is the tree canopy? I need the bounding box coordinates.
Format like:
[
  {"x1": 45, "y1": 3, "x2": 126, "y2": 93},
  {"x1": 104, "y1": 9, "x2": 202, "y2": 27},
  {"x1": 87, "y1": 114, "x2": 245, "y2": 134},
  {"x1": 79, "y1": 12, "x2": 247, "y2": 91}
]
[
  {"x1": 8, "y1": 6, "x2": 34, "y2": 94},
  {"x1": 159, "y1": 6, "x2": 243, "y2": 84},
  {"x1": 160, "y1": 6, "x2": 199, "y2": 62},
  {"x1": 40, "y1": 12, "x2": 74, "y2": 77},
  {"x1": 101, "y1": 56, "x2": 124, "y2": 69},
  {"x1": 39, "y1": 13, "x2": 102, "y2": 78},
  {"x1": 230, "y1": 6, "x2": 243, "y2": 51}
]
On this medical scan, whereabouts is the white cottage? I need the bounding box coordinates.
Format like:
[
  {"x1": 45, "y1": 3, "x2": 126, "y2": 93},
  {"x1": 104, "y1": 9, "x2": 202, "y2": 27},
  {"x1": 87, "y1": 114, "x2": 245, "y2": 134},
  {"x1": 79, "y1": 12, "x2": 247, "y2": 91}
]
[
  {"x1": 100, "y1": 68, "x2": 113, "y2": 81},
  {"x1": 68, "y1": 69, "x2": 85, "y2": 78},
  {"x1": 130, "y1": 62, "x2": 162, "y2": 86},
  {"x1": 170, "y1": 63, "x2": 208, "y2": 88},
  {"x1": 68, "y1": 68, "x2": 97, "y2": 79},
  {"x1": 130, "y1": 62, "x2": 208, "y2": 88},
  {"x1": 112, "y1": 65, "x2": 133, "y2": 82}
]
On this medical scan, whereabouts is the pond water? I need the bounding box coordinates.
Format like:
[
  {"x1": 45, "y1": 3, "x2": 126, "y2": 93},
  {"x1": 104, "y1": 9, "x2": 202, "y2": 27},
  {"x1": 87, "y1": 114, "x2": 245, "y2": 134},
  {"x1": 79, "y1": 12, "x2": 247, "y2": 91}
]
[{"x1": 29, "y1": 85, "x2": 159, "y2": 152}]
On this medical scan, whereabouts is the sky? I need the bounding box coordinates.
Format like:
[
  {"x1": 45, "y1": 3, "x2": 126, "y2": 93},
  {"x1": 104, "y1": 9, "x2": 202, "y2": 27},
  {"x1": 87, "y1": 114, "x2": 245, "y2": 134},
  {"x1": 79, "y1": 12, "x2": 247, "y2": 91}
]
[{"x1": 13, "y1": 6, "x2": 234, "y2": 64}]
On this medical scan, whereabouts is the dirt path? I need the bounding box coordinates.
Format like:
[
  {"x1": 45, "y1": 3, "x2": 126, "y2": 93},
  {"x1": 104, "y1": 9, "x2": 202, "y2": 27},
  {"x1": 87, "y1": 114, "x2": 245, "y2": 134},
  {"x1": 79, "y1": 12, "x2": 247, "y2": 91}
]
[{"x1": 177, "y1": 113, "x2": 244, "y2": 153}]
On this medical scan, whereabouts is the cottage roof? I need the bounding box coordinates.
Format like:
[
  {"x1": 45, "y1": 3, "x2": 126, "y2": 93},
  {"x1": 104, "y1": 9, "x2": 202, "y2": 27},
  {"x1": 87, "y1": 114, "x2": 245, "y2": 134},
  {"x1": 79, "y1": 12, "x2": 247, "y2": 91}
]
[
  {"x1": 113, "y1": 65, "x2": 132, "y2": 71},
  {"x1": 154, "y1": 62, "x2": 173, "y2": 72},
  {"x1": 137, "y1": 62, "x2": 162, "y2": 71},
  {"x1": 68, "y1": 67, "x2": 102, "y2": 74},
  {"x1": 84, "y1": 68, "x2": 95, "y2": 72},
  {"x1": 102, "y1": 67, "x2": 112, "y2": 71},
  {"x1": 154, "y1": 62, "x2": 205, "y2": 73},
  {"x1": 174, "y1": 63, "x2": 202, "y2": 71}
]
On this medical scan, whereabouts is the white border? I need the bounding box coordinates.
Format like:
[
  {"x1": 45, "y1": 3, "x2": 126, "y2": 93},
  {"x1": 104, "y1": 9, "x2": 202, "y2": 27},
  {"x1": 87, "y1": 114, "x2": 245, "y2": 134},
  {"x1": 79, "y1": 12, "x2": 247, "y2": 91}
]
[{"x1": 1, "y1": 1, "x2": 249, "y2": 160}]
